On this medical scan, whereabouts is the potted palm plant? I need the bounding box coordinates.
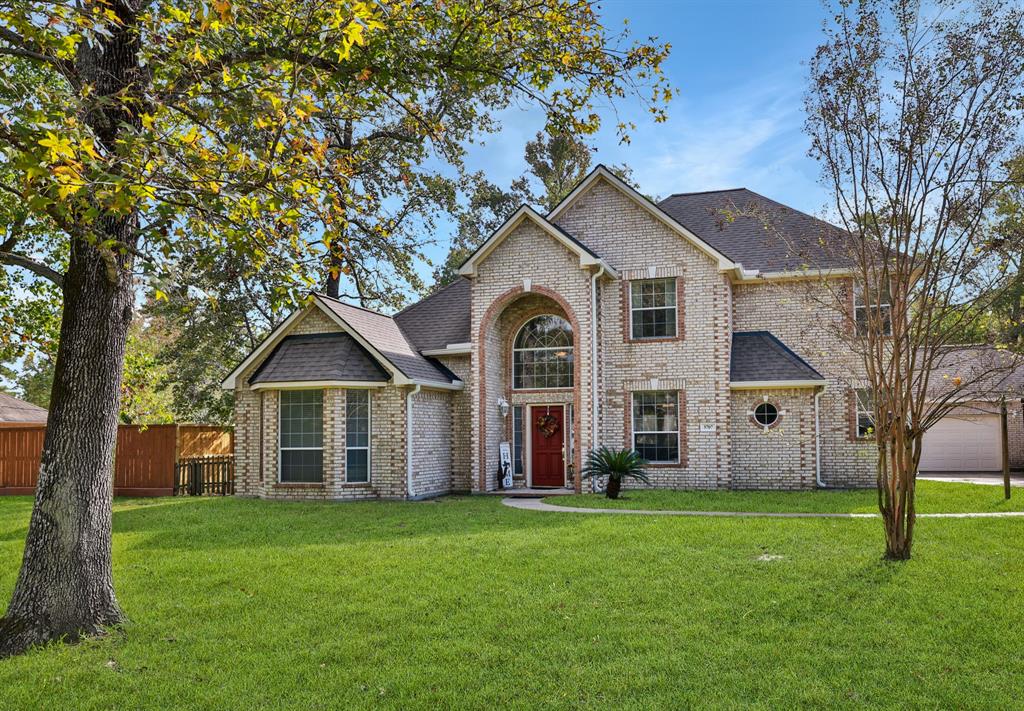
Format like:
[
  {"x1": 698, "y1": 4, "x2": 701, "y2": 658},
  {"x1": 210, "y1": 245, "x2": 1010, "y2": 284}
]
[{"x1": 581, "y1": 446, "x2": 650, "y2": 499}]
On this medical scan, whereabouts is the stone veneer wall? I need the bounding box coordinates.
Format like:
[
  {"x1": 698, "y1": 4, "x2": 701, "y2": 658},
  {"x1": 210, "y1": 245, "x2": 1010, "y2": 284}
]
[
  {"x1": 410, "y1": 389, "x2": 452, "y2": 498},
  {"x1": 232, "y1": 305, "x2": 411, "y2": 500},
  {"x1": 436, "y1": 354, "x2": 473, "y2": 492},
  {"x1": 731, "y1": 279, "x2": 876, "y2": 487},
  {"x1": 470, "y1": 219, "x2": 594, "y2": 492},
  {"x1": 554, "y1": 179, "x2": 734, "y2": 489},
  {"x1": 730, "y1": 388, "x2": 817, "y2": 489}
]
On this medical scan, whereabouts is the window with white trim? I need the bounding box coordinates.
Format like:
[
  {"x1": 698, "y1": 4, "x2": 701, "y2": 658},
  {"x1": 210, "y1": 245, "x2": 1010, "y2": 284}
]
[
  {"x1": 279, "y1": 390, "x2": 323, "y2": 483},
  {"x1": 513, "y1": 315, "x2": 574, "y2": 389},
  {"x1": 855, "y1": 388, "x2": 874, "y2": 438},
  {"x1": 630, "y1": 278, "x2": 677, "y2": 339},
  {"x1": 632, "y1": 390, "x2": 679, "y2": 463},
  {"x1": 345, "y1": 389, "x2": 371, "y2": 482},
  {"x1": 854, "y1": 283, "x2": 892, "y2": 336}
]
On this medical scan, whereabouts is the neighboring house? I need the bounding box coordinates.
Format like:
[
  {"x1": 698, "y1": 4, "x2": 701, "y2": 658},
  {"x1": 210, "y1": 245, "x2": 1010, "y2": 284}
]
[
  {"x1": 222, "y1": 166, "x2": 1024, "y2": 500},
  {"x1": 0, "y1": 392, "x2": 47, "y2": 427},
  {"x1": 919, "y1": 346, "x2": 1024, "y2": 472}
]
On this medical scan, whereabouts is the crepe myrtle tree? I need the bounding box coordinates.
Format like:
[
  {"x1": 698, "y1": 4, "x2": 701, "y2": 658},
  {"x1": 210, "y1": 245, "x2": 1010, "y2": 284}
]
[
  {"x1": 0, "y1": 1, "x2": 672, "y2": 657},
  {"x1": 727, "y1": 0, "x2": 1024, "y2": 560}
]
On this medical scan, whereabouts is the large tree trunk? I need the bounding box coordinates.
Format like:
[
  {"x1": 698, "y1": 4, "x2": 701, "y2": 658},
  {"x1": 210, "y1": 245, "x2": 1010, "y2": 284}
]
[
  {"x1": 0, "y1": 4, "x2": 142, "y2": 658},
  {"x1": 878, "y1": 434, "x2": 917, "y2": 561},
  {"x1": 0, "y1": 227, "x2": 134, "y2": 657}
]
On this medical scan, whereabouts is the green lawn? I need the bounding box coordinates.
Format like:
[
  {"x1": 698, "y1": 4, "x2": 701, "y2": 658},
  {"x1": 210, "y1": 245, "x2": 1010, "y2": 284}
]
[
  {"x1": 1, "y1": 491, "x2": 1023, "y2": 709},
  {"x1": 551, "y1": 479, "x2": 1024, "y2": 514}
]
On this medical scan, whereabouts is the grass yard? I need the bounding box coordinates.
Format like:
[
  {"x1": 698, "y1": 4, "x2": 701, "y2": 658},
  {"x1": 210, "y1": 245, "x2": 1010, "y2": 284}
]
[
  {"x1": 1, "y1": 490, "x2": 1023, "y2": 709},
  {"x1": 551, "y1": 479, "x2": 1024, "y2": 514}
]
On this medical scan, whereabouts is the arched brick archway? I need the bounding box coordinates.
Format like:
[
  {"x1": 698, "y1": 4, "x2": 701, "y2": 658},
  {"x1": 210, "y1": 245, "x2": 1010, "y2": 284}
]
[{"x1": 477, "y1": 285, "x2": 584, "y2": 493}]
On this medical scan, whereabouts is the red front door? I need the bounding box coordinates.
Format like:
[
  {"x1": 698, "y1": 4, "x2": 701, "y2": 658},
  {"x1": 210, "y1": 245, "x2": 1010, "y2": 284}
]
[{"x1": 530, "y1": 405, "x2": 565, "y2": 487}]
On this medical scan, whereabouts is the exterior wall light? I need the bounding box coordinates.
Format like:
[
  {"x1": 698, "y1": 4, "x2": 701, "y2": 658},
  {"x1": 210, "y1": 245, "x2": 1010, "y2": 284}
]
[{"x1": 497, "y1": 397, "x2": 510, "y2": 419}]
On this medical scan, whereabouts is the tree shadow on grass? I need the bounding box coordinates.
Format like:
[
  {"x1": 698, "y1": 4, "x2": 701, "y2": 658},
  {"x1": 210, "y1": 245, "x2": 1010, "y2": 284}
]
[{"x1": 109, "y1": 495, "x2": 586, "y2": 553}]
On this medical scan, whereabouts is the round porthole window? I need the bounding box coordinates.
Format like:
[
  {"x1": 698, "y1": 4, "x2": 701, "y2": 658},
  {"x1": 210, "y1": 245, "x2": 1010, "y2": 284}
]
[{"x1": 754, "y1": 402, "x2": 779, "y2": 427}]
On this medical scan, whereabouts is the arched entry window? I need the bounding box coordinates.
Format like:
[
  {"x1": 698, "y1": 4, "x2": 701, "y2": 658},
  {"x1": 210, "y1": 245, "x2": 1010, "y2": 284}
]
[{"x1": 513, "y1": 315, "x2": 574, "y2": 389}]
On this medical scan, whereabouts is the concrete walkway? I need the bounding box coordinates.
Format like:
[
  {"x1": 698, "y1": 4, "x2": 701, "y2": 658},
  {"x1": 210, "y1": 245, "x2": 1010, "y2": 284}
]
[{"x1": 502, "y1": 497, "x2": 1024, "y2": 519}]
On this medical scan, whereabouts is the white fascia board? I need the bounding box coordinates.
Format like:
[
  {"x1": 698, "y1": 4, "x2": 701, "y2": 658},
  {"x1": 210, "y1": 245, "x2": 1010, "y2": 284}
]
[
  {"x1": 251, "y1": 380, "x2": 388, "y2": 391},
  {"x1": 415, "y1": 379, "x2": 465, "y2": 392},
  {"x1": 730, "y1": 380, "x2": 827, "y2": 390},
  {"x1": 421, "y1": 344, "x2": 473, "y2": 356},
  {"x1": 310, "y1": 295, "x2": 413, "y2": 386},
  {"x1": 220, "y1": 308, "x2": 307, "y2": 390},
  {"x1": 547, "y1": 166, "x2": 736, "y2": 272},
  {"x1": 457, "y1": 207, "x2": 617, "y2": 279},
  {"x1": 732, "y1": 267, "x2": 855, "y2": 283}
]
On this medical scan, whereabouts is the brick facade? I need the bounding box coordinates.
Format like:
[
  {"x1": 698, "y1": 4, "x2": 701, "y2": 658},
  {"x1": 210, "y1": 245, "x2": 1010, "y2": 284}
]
[{"x1": 230, "y1": 171, "x2": 1024, "y2": 502}]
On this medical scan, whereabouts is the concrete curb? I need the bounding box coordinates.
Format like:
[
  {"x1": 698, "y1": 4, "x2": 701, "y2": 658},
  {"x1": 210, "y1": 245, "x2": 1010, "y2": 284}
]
[{"x1": 501, "y1": 497, "x2": 1024, "y2": 519}]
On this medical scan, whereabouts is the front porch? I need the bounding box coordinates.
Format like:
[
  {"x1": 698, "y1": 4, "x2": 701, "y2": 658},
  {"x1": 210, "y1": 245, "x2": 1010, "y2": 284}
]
[{"x1": 477, "y1": 486, "x2": 576, "y2": 498}]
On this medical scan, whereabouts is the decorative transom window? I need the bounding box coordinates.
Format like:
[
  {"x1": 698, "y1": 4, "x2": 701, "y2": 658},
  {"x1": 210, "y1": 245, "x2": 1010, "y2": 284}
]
[
  {"x1": 753, "y1": 402, "x2": 779, "y2": 427},
  {"x1": 630, "y1": 278, "x2": 677, "y2": 339},
  {"x1": 854, "y1": 283, "x2": 892, "y2": 336},
  {"x1": 279, "y1": 390, "x2": 323, "y2": 483},
  {"x1": 345, "y1": 389, "x2": 371, "y2": 483},
  {"x1": 855, "y1": 388, "x2": 874, "y2": 438},
  {"x1": 632, "y1": 391, "x2": 679, "y2": 463},
  {"x1": 513, "y1": 315, "x2": 574, "y2": 389}
]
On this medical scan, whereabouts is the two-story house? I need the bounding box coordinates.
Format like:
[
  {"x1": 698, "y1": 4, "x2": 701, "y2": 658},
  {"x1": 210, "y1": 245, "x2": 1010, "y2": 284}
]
[{"x1": 222, "y1": 166, "x2": 884, "y2": 500}]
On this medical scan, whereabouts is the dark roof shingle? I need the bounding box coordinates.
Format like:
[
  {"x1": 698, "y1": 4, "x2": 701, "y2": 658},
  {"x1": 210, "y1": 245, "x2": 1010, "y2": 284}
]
[
  {"x1": 0, "y1": 392, "x2": 47, "y2": 423},
  {"x1": 658, "y1": 188, "x2": 854, "y2": 272},
  {"x1": 315, "y1": 296, "x2": 458, "y2": 385},
  {"x1": 394, "y1": 277, "x2": 472, "y2": 352},
  {"x1": 249, "y1": 333, "x2": 389, "y2": 385},
  {"x1": 731, "y1": 331, "x2": 825, "y2": 383}
]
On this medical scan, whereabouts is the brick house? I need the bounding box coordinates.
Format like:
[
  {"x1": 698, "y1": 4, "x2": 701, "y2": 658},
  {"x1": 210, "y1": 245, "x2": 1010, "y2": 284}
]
[{"x1": 222, "y1": 166, "x2": 1024, "y2": 500}]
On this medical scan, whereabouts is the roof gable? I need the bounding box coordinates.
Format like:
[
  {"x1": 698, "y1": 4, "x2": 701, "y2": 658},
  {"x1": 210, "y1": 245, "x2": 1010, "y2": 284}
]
[
  {"x1": 221, "y1": 297, "x2": 461, "y2": 390},
  {"x1": 547, "y1": 165, "x2": 736, "y2": 271},
  {"x1": 457, "y1": 206, "x2": 617, "y2": 278}
]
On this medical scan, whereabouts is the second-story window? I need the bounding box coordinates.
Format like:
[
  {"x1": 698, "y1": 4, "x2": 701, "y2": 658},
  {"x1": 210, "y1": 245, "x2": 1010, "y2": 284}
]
[
  {"x1": 854, "y1": 283, "x2": 892, "y2": 337},
  {"x1": 630, "y1": 278, "x2": 678, "y2": 339},
  {"x1": 513, "y1": 315, "x2": 574, "y2": 389}
]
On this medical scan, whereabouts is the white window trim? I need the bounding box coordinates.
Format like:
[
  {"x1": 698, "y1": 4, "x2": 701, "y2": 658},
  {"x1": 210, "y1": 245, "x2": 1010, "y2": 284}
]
[
  {"x1": 512, "y1": 314, "x2": 574, "y2": 391},
  {"x1": 629, "y1": 278, "x2": 678, "y2": 340},
  {"x1": 854, "y1": 284, "x2": 892, "y2": 336},
  {"x1": 750, "y1": 402, "x2": 783, "y2": 430},
  {"x1": 855, "y1": 388, "x2": 875, "y2": 438},
  {"x1": 345, "y1": 389, "x2": 372, "y2": 484},
  {"x1": 631, "y1": 390, "x2": 680, "y2": 464},
  {"x1": 278, "y1": 390, "x2": 324, "y2": 484}
]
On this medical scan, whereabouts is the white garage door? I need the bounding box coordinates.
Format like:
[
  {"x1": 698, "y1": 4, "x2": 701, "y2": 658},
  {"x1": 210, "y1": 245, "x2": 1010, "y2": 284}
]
[{"x1": 920, "y1": 415, "x2": 1001, "y2": 472}]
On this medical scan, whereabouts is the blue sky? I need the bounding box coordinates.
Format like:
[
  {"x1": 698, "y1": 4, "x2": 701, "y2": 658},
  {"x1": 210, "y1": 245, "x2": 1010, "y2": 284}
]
[{"x1": 416, "y1": 0, "x2": 833, "y2": 281}]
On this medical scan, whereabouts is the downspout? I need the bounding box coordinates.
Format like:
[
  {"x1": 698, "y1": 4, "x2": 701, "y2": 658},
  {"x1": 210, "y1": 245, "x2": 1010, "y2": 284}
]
[
  {"x1": 591, "y1": 265, "x2": 605, "y2": 492},
  {"x1": 406, "y1": 384, "x2": 421, "y2": 499},
  {"x1": 814, "y1": 385, "x2": 827, "y2": 488}
]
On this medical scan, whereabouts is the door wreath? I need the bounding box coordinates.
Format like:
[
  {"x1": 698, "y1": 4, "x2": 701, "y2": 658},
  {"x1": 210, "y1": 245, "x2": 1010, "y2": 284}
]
[{"x1": 536, "y1": 414, "x2": 560, "y2": 438}]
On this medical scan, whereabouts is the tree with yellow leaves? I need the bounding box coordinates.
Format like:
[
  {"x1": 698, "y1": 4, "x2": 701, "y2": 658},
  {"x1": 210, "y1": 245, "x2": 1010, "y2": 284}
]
[{"x1": 0, "y1": 0, "x2": 671, "y2": 657}]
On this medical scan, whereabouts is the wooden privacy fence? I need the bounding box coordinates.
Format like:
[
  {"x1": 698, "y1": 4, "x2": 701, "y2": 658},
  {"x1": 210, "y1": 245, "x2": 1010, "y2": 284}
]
[{"x1": 0, "y1": 424, "x2": 233, "y2": 497}]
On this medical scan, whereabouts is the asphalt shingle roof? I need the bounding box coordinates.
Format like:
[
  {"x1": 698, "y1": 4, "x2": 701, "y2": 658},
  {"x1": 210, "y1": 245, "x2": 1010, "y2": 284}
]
[
  {"x1": 394, "y1": 277, "x2": 472, "y2": 352},
  {"x1": 731, "y1": 332, "x2": 825, "y2": 383},
  {"x1": 0, "y1": 392, "x2": 47, "y2": 423},
  {"x1": 658, "y1": 188, "x2": 855, "y2": 272},
  {"x1": 249, "y1": 333, "x2": 389, "y2": 385},
  {"x1": 315, "y1": 296, "x2": 459, "y2": 386}
]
